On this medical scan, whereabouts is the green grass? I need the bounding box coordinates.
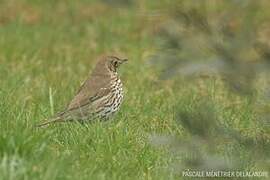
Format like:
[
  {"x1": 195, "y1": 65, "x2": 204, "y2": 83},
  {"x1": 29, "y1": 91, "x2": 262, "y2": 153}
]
[
  {"x1": 0, "y1": 1, "x2": 177, "y2": 179},
  {"x1": 0, "y1": 0, "x2": 269, "y2": 179}
]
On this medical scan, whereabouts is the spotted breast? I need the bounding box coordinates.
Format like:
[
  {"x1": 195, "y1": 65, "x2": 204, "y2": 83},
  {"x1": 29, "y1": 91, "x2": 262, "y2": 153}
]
[{"x1": 95, "y1": 73, "x2": 124, "y2": 119}]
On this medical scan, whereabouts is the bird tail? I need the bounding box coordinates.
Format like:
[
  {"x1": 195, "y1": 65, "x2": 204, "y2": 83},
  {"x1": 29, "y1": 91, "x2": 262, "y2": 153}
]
[{"x1": 36, "y1": 116, "x2": 64, "y2": 128}]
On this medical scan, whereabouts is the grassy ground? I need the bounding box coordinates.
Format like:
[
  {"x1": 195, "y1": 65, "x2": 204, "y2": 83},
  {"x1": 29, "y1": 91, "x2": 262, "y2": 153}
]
[{"x1": 0, "y1": 0, "x2": 269, "y2": 180}]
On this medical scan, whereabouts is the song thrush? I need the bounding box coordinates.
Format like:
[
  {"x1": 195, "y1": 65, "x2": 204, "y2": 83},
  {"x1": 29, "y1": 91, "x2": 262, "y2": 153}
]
[{"x1": 37, "y1": 55, "x2": 128, "y2": 127}]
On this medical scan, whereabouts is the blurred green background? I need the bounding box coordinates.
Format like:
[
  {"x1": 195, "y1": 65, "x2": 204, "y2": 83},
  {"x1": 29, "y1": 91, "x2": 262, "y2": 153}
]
[{"x1": 0, "y1": 0, "x2": 269, "y2": 179}]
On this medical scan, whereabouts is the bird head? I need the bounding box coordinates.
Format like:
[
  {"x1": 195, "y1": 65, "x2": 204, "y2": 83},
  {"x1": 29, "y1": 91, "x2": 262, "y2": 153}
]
[{"x1": 106, "y1": 56, "x2": 128, "y2": 72}]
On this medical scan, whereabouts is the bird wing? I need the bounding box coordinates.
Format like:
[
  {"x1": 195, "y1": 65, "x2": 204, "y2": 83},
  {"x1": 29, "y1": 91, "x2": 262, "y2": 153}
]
[{"x1": 66, "y1": 74, "x2": 111, "y2": 111}]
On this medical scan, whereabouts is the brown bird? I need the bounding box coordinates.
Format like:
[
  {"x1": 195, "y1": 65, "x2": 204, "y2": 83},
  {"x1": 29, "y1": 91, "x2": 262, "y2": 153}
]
[{"x1": 37, "y1": 55, "x2": 128, "y2": 127}]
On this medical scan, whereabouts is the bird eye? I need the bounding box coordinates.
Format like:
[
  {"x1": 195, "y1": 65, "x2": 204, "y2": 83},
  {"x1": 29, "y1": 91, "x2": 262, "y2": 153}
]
[{"x1": 113, "y1": 61, "x2": 118, "y2": 67}]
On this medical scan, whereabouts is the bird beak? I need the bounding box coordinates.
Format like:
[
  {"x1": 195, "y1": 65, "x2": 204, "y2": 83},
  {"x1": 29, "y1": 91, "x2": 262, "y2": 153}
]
[{"x1": 121, "y1": 59, "x2": 128, "y2": 63}]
